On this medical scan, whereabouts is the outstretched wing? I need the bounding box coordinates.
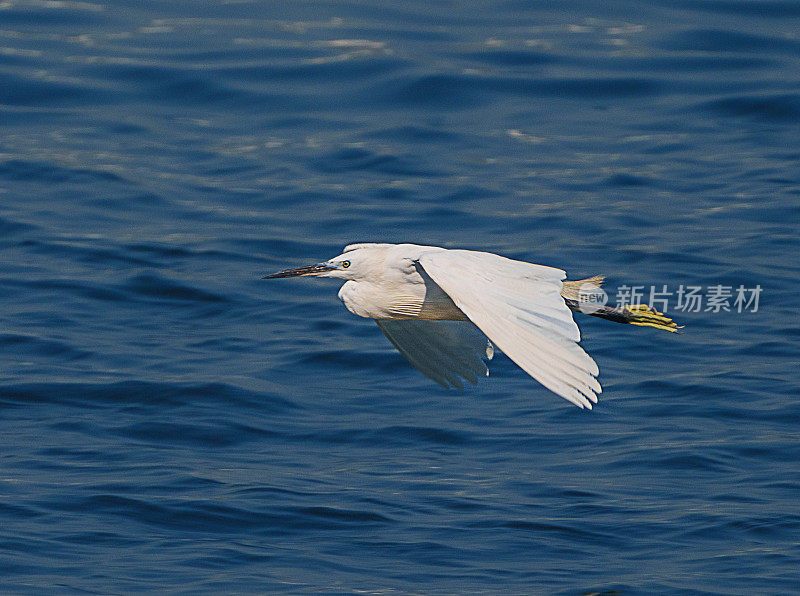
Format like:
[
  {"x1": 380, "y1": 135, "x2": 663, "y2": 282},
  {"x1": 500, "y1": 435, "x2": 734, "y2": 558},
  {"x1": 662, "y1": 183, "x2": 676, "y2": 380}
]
[
  {"x1": 375, "y1": 319, "x2": 493, "y2": 390},
  {"x1": 418, "y1": 249, "x2": 601, "y2": 408}
]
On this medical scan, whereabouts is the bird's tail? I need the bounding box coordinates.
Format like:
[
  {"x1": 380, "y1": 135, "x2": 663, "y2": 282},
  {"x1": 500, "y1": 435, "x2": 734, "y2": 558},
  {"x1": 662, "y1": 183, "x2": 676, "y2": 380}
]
[
  {"x1": 560, "y1": 276, "x2": 606, "y2": 301},
  {"x1": 563, "y1": 276, "x2": 681, "y2": 333}
]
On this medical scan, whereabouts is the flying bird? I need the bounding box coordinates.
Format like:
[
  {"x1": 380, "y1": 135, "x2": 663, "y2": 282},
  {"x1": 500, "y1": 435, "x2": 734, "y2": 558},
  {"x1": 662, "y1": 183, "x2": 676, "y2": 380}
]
[{"x1": 263, "y1": 243, "x2": 678, "y2": 409}]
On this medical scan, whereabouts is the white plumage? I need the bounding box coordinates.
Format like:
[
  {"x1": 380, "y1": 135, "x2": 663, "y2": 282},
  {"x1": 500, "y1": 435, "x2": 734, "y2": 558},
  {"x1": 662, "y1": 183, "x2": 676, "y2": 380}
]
[
  {"x1": 419, "y1": 249, "x2": 600, "y2": 408},
  {"x1": 264, "y1": 243, "x2": 603, "y2": 409}
]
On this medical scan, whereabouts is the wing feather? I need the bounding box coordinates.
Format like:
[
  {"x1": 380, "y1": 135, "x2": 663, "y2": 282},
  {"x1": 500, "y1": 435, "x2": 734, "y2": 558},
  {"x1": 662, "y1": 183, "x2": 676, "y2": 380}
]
[
  {"x1": 375, "y1": 319, "x2": 493, "y2": 390},
  {"x1": 418, "y1": 249, "x2": 601, "y2": 408}
]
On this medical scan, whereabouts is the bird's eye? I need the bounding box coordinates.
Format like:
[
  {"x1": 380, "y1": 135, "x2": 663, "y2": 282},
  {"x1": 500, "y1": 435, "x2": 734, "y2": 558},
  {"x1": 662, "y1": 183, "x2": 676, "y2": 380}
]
[{"x1": 341, "y1": 260, "x2": 350, "y2": 269}]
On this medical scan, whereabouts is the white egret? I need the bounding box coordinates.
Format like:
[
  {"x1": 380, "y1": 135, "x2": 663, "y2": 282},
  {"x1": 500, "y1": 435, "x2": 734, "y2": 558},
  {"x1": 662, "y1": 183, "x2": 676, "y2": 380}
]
[{"x1": 264, "y1": 243, "x2": 678, "y2": 409}]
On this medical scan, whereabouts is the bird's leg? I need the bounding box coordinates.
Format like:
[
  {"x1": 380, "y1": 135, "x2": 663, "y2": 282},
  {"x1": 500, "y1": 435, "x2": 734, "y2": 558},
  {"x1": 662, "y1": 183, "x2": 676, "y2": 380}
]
[{"x1": 564, "y1": 298, "x2": 681, "y2": 333}]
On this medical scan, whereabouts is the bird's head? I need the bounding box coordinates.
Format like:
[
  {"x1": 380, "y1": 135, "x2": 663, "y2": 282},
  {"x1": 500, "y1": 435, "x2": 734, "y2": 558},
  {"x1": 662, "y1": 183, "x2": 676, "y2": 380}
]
[{"x1": 262, "y1": 245, "x2": 382, "y2": 281}]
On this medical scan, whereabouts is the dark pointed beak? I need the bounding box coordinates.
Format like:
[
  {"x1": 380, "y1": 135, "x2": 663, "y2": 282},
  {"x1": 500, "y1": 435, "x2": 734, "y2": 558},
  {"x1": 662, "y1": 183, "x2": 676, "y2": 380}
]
[{"x1": 262, "y1": 263, "x2": 335, "y2": 279}]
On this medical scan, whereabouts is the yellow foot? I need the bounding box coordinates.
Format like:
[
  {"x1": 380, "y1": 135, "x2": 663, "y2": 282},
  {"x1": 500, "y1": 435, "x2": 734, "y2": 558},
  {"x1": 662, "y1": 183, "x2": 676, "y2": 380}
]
[{"x1": 624, "y1": 304, "x2": 682, "y2": 333}]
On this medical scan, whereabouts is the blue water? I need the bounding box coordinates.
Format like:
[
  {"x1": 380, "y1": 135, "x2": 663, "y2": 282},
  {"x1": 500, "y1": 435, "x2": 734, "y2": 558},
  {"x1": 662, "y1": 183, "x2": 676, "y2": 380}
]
[{"x1": 1, "y1": 0, "x2": 799, "y2": 593}]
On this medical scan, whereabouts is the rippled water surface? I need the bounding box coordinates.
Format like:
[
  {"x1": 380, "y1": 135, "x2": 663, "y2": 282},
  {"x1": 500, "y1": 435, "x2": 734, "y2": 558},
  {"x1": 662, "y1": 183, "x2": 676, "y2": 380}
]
[{"x1": 1, "y1": 0, "x2": 799, "y2": 593}]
